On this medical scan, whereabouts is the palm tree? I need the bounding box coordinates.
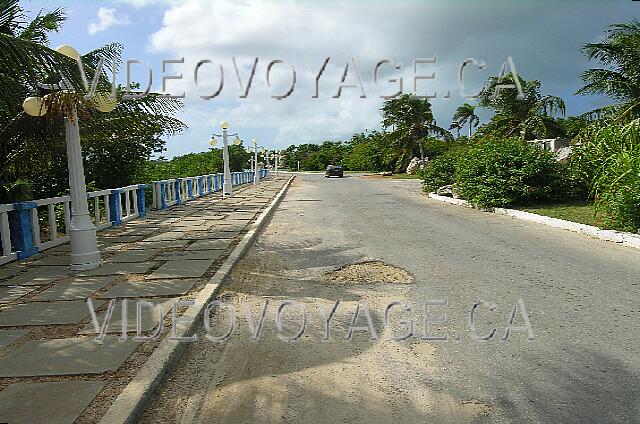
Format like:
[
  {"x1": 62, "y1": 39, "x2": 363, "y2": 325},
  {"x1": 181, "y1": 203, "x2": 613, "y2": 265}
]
[
  {"x1": 0, "y1": 1, "x2": 80, "y2": 112},
  {"x1": 0, "y1": 0, "x2": 185, "y2": 200},
  {"x1": 381, "y1": 94, "x2": 452, "y2": 162},
  {"x1": 452, "y1": 103, "x2": 479, "y2": 138},
  {"x1": 449, "y1": 121, "x2": 462, "y2": 138},
  {"x1": 478, "y1": 74, "x2": 566, "y2": 140},
  {"x1": 577, "y1": 20, "x2": 640, "y2": 121}
]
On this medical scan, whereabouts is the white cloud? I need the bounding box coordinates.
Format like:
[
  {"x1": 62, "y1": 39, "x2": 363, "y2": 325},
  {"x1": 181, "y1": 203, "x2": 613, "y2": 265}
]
[
  {"x1": 88, "y1": 7, "x2": 130, "y2": 35},
  {"x1": 113, "y1": 0, "x2": 177, "y2": 9},
  {"x1": 142, "y1": 0, "x2": 635, "y2": 156}
]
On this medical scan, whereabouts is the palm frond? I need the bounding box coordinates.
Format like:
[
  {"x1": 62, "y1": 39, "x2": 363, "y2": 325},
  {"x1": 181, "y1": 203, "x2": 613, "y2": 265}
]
[
  {"x1": 18, "y1": 7, "x2": 65, "y2": 44},
  {"x1": 0, "y1": 0, "x2": 22, "y2": 36}
]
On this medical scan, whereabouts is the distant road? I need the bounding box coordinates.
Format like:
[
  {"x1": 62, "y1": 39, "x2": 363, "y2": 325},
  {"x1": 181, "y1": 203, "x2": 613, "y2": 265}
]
[{"x1": 142, "y1": 173, "x2": 640, "y2": 423}]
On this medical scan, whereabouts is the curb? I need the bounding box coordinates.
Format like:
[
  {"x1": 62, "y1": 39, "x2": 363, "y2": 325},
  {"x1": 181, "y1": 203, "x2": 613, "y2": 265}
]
[
  {"x1": 428, "y1": 192, "x2": 640, "y2": 250},
  {"x1": 99, "y1": 176, "x2": 295, "y2": 424}
]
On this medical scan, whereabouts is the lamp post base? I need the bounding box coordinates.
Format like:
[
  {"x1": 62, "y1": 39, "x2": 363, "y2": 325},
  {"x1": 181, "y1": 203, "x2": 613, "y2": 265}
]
[
  {"x1": 68, "y1": 215, "x2": 102, "y2": 271},
  {"x1": 223, "y1": 182, "x2": 233, "y2": 197}
]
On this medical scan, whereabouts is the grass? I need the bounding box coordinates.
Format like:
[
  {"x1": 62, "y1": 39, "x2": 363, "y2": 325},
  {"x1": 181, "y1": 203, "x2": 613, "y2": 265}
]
[{"x1": 519, "y1": 202, "x2": 605, "y2": 228}]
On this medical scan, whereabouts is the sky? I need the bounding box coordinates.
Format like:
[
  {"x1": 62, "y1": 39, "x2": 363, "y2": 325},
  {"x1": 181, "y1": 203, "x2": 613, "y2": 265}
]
[{"x1": 22, "y1": 0, "x2": 639, "y2": 158}]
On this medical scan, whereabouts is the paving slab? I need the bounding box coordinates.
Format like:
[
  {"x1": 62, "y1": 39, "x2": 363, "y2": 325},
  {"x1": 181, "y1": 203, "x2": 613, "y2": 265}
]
[
  {"x1": 128, "y1": 240, "x2": 189, "y2": 250},
  {"x1": 156, "y1": 250, "x2": 224, "y2": 261},
  {"x1": 107, "y1": 249, "x2": 159, "y2": 263},
  {"x1": 0, "y1": 300, "x2": 104, "y2": 326},
  {"x1": 170, "y1": 223, "x2": 213, "y2": 232},
  {"x1": 46, "y1": 238, "x2": 122, "y2": 254},
  {"x1": 225, "y1": 212, "x2": 256, "y2": 220},
  {"x1": 171, "y1": 221, "x2": 207, "y2": 229},
  {"x1": 0, "y1": 286, "x2": 36, "y2": 304},
  {"x1": 208, "y1": 208, "x2": 236, "y2": 213},
  {"x1": 0, "y1": 337, "x2": 139, "y2": 376},
  {"x1": 0, "y1": 329, "x2": 28, "y2": 347},
  {"x1": 117, "y1": 227, "x2": 158, "y2": 236},
  {"x1": 145, "y1": 232, "x2": 186, "y2": 242},
  {"x1": 0, "y1": 266, "x2": 69, "y2": 286},
  {"x1": 155, "y1": 218, "x2": 183, "y2": 225},
  {"x1": 79, "y1": 298, "x2": 176, "y2": 334},
  {"x1": 186, "y1": 239, "x2": 231, "y2": 250},
  {"x1": 29, "y1": 277, "x2": 114, "y2": 301},
  {"x1": 181, "y1": 229, "x2": 241, "y2": 240},
  {"x1": 0, "y1": 264, "x2": 26, "y2": 281},
  {"x1": 173, "y1": 218, "x2": 208, "y2": 225},
  {"x1": 212, "y1": 222, "x2": 247, "y2": 231},
  {"x1": 147, "y1": 259, "x2": 215, "y2": 279},
  {"x1": 97, "y1": 234, "x2": 144, "y2": 243},
  {"x1": 101, "y1": 279, "x2": 198, "y2": 298},
  {"x1": 187, "y1": 214, "x2": 225, "y2": 220},
  {"x1": 0, "y1": 381, "x2": 106, "y2": 424},
  {"x1": 26, "y1": 254, "x2": 70, "y2": 266},
  {"x1": 224, "y1": 215, "x2": 256, "y2": 222},
  {"x1": 77, "y1": 261, "x2": 157, "y2": 277}
]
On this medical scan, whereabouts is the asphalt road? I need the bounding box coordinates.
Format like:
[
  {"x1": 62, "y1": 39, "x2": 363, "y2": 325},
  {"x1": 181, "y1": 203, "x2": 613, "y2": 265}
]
[{"x1": 141, "y1": 173, "x2": 640, "y2": 423}]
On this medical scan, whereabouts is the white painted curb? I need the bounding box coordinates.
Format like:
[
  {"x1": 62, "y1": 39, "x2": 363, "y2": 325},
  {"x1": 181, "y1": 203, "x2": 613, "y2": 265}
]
[
  {"x1": 99, "y1": 176, "x2": 295, "y2": 424},
  {"x1": 428, "y1": 192, "x2": 640, "y2": 250}
]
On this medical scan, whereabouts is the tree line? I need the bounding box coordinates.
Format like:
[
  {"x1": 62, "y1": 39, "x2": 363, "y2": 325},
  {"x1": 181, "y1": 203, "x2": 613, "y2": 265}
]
[{"x1": 282, "y1": 20, "x2": 640, "y2": 232}]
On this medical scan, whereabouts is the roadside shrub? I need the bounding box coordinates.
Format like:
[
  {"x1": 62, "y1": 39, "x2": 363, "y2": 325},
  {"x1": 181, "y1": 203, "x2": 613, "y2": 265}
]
[
  {"x1": 421, "y1": 138, "x2": 451, "y2": 159},
  {"x1": 454, "y1": 139, "x2": 567, "y2": 208},
  {"x1": 599, "y1": 180, "x2": 640, "y2": 232},
  {"x1": 420, "y1": 149, "x2": 460, "y2": 192},
  {"x1": 572, "y1": 120, "x2": 640, "y2": 232}
]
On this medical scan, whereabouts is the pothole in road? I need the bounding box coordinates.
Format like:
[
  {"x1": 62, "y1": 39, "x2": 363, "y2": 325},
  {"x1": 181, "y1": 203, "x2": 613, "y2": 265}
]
[{"x1": 326, "y1": 261, "x2": 413, "y2": 285}]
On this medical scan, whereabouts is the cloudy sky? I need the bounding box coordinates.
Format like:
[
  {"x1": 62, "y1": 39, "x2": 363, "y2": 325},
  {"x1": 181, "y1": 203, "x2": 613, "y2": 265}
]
[{"x1": 25, "y1": 0, "x2": 639, "y2": 157}]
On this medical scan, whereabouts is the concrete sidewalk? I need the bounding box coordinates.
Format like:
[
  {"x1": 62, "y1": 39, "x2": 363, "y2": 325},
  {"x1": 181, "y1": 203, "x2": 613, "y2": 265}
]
[{"x1": 0, "y1": 177, "x2": 288, "y2": 424}]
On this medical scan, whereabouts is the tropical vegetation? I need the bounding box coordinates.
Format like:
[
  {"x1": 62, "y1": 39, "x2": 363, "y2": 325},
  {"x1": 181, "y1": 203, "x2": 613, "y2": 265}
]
[
  {"x1": 0, "y1": 0, "x2": 185, "y2": 202},
  {"x1": 1, "y1": 3, "x2": 638, "y2": 233},
  {"x1": 282, "y1": 19, "x2": 640, "y2": 233}
]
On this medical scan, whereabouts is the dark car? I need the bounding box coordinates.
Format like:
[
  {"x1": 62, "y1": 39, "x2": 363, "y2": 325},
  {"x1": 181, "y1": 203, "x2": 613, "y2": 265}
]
[{"x1": 325, "y1": 165, "x2": 344, "y2": 178}]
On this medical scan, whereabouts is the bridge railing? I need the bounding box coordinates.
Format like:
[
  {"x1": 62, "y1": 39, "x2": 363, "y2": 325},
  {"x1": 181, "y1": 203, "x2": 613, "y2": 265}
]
[
  {"x1": 150, "y1": 169, "x2": 267, "y2": 210},
  {"x1": 0, "y1": 168, "x2": 268, "y2": 265},
  {"x1": 0, "y1": 204, "x2": 18, "y2": 265}
]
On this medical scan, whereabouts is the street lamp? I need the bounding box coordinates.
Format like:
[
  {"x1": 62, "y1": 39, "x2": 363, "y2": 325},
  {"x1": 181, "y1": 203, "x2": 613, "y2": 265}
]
[
  {"x1": 264, "y1": 149, "x2": 270, "y2": 168},
  {"x1": 245, "y1": 147, "x2": 254, "y2": 172},
  {"x1": 251, "y1": 139, "x2": 261, "y2": 185},
  {"x1": 274, "y1": 151, "x2": 281, "y2": 178},
  {"x1": 266, "y1": 151, "x2": 281, "y2": 179},
  {"x1": 210, "y1": 122, "x2": 242, "y2": 197},
  {"x1": 22, "y1": 44, "x2": 113, "y2": 270}
]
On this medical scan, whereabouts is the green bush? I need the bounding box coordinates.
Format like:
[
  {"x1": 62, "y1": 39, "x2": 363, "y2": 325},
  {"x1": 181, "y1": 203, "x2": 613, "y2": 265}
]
[
  {"x1": 420, "y1": 149, "x2": 459, "y2": 192},
  {"x1": 421, "y1": 138, "x2": 451, "y2": 159},
  {"x1": 600, "y1": 181, "x2": 640, "y2": 232},
  {"x1": 454, "y1": 139, "x2": 567, "y2": 208},
  {"x1": 572, "y1": 120, "x2": 640, "y2": 232}
]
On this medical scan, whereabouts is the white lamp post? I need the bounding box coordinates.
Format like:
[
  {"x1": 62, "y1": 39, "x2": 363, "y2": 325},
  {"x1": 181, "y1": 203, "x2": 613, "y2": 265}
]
[
  {"x1": 22, "y1": 45, "x2": 112, "y2": 270},
  {"x1": 252, "y1": 139, "x2": 260, "y2": 185},
  {"x1": 211, "y1": 122, "x2": 242, "y2": 197},
  {"x1": 266, "y1": 151, "x2": 278, "y2": 179},
  {"x1": 220, "y1": 121, "x2": 232, "y2": 196},
  {"x1": 65, "y1": 105, "x2": 102, "y2": 270}
]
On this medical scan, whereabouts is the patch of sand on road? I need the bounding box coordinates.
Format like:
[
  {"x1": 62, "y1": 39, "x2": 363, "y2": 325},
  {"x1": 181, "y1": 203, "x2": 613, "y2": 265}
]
[
  {"x1": 141, "y1": 294, "x2": 491, "y2": 424},
  {"x1": 327, "y1": 261, "x2": 414, "y2": 285},
  {"x1": 139, "y1": 177, "x2": 492, "y2": 423}
]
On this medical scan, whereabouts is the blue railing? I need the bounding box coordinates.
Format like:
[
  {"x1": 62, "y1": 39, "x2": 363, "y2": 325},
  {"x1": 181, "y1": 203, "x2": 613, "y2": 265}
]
[
  {"x1": 151, "y1": 169, "x2": 267, "y2": 209},
  {"x1": 0, "y1": 168, "x2": 269, "y2": 265}
]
